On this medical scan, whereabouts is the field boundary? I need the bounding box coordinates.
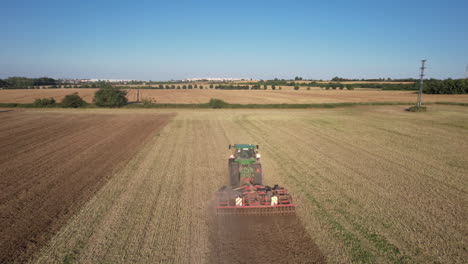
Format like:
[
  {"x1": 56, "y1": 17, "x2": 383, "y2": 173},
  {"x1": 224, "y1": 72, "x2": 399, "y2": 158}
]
[{"x1": 1, "y1": 101, "x2": 466, "y2": 109}]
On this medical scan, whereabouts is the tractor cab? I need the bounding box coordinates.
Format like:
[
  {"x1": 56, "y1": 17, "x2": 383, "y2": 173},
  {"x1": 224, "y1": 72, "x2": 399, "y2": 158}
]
[
  {"x1": 228, "y1": 144, "x2": 262, "y2": 186},
  {"x1": 229, "y1": 144, "x2": 260, "y2": 164}
]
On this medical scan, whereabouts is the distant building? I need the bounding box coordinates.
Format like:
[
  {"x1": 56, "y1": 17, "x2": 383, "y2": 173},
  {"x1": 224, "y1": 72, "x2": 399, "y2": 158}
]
[{"x1": 184, "y1": 77, "x2": 249, "y2": 82}]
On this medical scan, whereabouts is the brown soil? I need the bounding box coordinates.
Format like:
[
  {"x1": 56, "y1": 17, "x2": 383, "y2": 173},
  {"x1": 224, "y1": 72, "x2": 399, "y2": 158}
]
[
  {"x1": 0, "y1": 110, "x2": 174, "y2": 264},
  {"x1": 209, "y1": 214, "x2": 325, "y2": 264}
]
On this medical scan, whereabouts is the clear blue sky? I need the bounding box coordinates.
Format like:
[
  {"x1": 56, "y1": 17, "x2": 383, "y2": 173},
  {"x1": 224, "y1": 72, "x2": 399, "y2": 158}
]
[{"x1": 1, "y1": 0, "x2": 467, "y2": 80}]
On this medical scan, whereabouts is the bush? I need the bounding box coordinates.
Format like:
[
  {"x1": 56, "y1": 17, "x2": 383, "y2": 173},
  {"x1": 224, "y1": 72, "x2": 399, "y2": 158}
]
[
  {"x1": 294, "y1": 85, "x2": 299, "y2": 90},
  {"x1": 93, "y1": 88, "x2": 128, "y2": 107},
  {"x1": 208, "y1": 98, "x2": 228, "y2": 109},
  {"x1": 199, "y1": 85, "x2": 203, "y2": 89},
  {"x1": 62, "y1": 93, "x2": 85, "y2": 108},
  {"x1": 307, "y1": 87, "x2": 311, "y2": 90},
  {"x1": 33, "y1": 97, "x2": 56, "y2": 107},
  {"x1": 346, "y1": 86, "x2": 354, "y2": 90},
  {"x1": 141, "y1": 98, "x2": 156, "y2": 107},
  {"x1": 209, "y1": 84, "x2": 214, "y2": 89},
  {"x1": 279, "y1": 87, "x2": 282, "y2": 90},
  {"x1": 406, "y1": 105, "x2": 427, "y2": 112}
]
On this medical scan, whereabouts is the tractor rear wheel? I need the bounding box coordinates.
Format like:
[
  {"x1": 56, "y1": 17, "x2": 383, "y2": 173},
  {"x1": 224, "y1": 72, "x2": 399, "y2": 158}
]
[
  {"x1": 252, "y1": 163, "x2": 262, "y2": 185},
  {"x1": 229, "y1": 162, "x2": 240, "y2": 187}
]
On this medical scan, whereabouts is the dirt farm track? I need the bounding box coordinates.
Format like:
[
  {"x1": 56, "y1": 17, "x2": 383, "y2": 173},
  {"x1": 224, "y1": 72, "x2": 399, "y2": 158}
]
[
  {"x1": 2, "y1": 88, "x2": 468, "y2": 104},
  {"x1": 1, "y1": 105, "x2": 467, "y2": 263}
]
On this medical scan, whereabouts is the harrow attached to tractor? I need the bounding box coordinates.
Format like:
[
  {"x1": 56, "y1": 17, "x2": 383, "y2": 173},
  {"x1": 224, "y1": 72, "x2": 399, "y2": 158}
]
[{"x1": 216, "y1": 144, "x2": 296, "y2": 216}]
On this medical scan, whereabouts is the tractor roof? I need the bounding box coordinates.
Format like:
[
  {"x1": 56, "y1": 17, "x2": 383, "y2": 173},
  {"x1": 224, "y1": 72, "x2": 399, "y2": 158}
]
[{"x1": 233, "y1": 144, "x2": 256, "y2": 149}]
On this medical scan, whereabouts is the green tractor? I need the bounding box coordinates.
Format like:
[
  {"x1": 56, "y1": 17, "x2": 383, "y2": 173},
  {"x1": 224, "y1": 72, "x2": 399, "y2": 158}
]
[
  {"x1": 217, "y1": 143, "x2": 296, "y2": 215},
  {"x1": 228, "y1": 144, "x2": 262, "y2": 187}
]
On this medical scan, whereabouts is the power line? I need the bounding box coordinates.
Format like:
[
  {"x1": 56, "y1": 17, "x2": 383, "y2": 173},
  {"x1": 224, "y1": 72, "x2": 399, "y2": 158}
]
[{"x1": 465, "y1": 64, "x2": 468, "y2": 79}]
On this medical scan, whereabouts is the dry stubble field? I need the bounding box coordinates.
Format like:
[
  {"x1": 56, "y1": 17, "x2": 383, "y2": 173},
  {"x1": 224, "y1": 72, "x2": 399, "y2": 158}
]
[
  {"x1": 3, "y1": 105, "x2": 462, "y2": 263},
  {"x1": 2, "y1": 88, "x2": 468, "y2": 104}
]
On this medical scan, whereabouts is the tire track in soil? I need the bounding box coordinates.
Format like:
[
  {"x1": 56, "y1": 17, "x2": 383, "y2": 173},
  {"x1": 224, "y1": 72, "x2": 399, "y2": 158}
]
[
  {"x1": 208, "y1": 111, "x2": 325, "y2": 264},
  {"x1": 209, "y1": 214, "x2": 325, "y2": 264}
]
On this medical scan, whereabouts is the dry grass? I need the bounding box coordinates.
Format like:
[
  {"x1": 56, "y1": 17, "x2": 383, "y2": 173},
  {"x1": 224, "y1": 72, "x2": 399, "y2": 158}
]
[
  {"x1": 0, "y1": 89, "x2": 97, "y2": 104},
  {"x1": 2, "y1": 88, "x2": 468, "y2": 105},
  {"x1": 28, "y1": 105, "x2": 468, "y2": 263},
  {"x1": 126, "y1": 89, "x2": 468, "y2": 104}
]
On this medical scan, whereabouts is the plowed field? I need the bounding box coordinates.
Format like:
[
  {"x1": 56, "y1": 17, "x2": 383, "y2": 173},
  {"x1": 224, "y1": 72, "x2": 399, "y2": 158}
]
[
  {"x1": 27, "y1": 105, "x2": 468, "y2": 264},
  {"x1": 210, "y1": 215, "x2": 325, "y2": 263},
  {"x1": 0, "y1": 110, "x2": 174, "y2": 263}
]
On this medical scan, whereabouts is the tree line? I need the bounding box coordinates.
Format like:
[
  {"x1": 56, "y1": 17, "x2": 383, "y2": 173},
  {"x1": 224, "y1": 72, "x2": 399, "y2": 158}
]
[
  {"x1": 0, "y1": 77, "x2": 58, "y2": 88},
  {"x1": 331, "y1": 76, "x2": 418, "y2": 82},
  {"x1": 423, "y1": 79, "x2": 468, "y2": 94},
  {"x1": 257, "y1": 80, "x2": 416, "y2": 90},
  {"x1": 2, "y1": 76, "x2": 466, "y2": 94},
  {"x1": 215, "y1": 85, "x2": 250, "y2": 90}
]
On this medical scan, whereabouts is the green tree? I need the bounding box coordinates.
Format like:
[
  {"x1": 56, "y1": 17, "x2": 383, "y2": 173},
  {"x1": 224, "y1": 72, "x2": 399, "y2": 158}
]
[
  {"x1": 294, "y1": 85, "x2": 299, "y2": 90},
  {"x1": 209, "y1": 84, "x2": 214, "y2": 89},
  {"x1": 93, "y1": 88, "x2": 128, "y2": 107},
  {"x1": 62, "y1": 93, "x2": 85, "y2": 108}
]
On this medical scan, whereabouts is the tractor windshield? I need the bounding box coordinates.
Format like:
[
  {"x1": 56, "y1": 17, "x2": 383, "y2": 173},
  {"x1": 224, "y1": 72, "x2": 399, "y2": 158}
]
[{"x1": 236, "y1": 148, "x2": 255, "y2": 159}]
